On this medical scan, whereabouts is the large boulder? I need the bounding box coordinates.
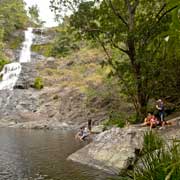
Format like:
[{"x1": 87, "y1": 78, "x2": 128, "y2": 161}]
[
  {"x1": 68, "y1": 119, "x2": 180, "y2": 175},
  {"x1": 68, "y1": 127, "x2": 146, "y2": 174}
]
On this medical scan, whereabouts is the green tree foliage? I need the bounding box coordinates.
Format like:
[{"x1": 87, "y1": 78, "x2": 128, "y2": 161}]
[
  {"x1": 153, "y1": 33, "x2": 180, "y2": 103},
  {"x1": 28, "y1": 5, "x2": 39, "y2": 23},
  {"x1": 28, "y1": 5, "x2": 45, "y2": 26},
  {"x1": 51, "y1": 19, "x2": 80, "y2": 57},
  {"x1": 0, "y1": 0, "x2": 28, "y2": 67},
  {"x1": 51, "y1": 0, "x2": 180, "y2": 121},
  {"x1": 0, "y1": 0, "x2": 28, "y2": 40}
]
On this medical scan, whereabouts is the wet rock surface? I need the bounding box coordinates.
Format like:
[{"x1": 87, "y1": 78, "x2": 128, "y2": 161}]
[
  {"x1": 15, "y1": 63, "x2": 38, "y2": 89},
  {"x1": 33, "y1": 28, "x2": 55, "y2": 45}
]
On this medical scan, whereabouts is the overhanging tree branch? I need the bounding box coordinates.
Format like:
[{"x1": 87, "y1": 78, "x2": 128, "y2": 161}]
[
  {"x1": 94, "y1": 35, "x2": 113, "y2": 66},
  {"x1": 110, "y1": 38, "x2": 129, "y2": 55},
  {"x1": 143, "y1": 4, "x2": 178, "y2": 46},
  {"x1": 157, "y1": 5, "x2": 178, "y2": 23},
  {"x1": 106, "y1": 0, "x2": 128, "y2": 28},
  {"x1": 155, "y1": 2, "x2": 167, "y2": 19}
]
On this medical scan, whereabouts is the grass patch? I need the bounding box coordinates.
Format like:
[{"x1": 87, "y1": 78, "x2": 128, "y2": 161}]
[
  {"x1": 104, "y1": 111, "x2": 126, "y2": 128},
  {"x1": 124, "y1": 132, "x2": 180, "y2": 180},
  {"x1": 142, "y1": 131, "x2": 164, "y2": 154},
  {"x1": 32, "y1": 43, "x2": 53, "y2": 57}
]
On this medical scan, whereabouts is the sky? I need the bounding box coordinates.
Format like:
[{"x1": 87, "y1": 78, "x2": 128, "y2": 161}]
[{"x1": 24, "y1": 0, "x2": 58, "y2": 27}]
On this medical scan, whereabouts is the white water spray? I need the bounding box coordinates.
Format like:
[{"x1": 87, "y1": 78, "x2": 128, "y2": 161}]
[
  {"x1": 0, "y1": 63, "x2": 21, "y2": 90},
  {"x1": 19, "y1": 27, "x2": 34, "y2": 63},
  {"x1": 0, "y1": 27, "x2": 34, "y2": 90}
]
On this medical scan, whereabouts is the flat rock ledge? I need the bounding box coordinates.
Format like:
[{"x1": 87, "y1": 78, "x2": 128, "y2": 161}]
[
  {"x1": 68, "y1": 127, "x2": 147, "y2": 174},
  {"x1": 68, "y1": 120, "x2": 180, "y2": 175}
]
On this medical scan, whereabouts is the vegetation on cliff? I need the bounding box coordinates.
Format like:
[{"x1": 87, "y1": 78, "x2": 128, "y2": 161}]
[
  {"x1": 33, "y1": 77, "x2": 44, "y2": 89},
  {"x1": 36, "y1": 46, "x2": 134, "y2": 124}
]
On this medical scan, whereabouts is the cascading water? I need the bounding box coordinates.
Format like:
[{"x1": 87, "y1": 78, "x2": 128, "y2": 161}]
[
  {"x1": 19, "y1": 27, "x2": 34, "y2": 63},
  {"x1": 0, "y1": 27, "x2": 34, "y2": 90},
  {"x1": 0, "y1": 63, "x2": 22, "y2": 90}
]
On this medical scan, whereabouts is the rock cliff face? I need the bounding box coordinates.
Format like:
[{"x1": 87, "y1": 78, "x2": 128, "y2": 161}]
[
  {"x1": 0, "y1": 51, "x2": 110, "y2": 129},
  {"x1": 0, "y1": 29, "x2": 133, "y2": 129},
  {"x1": 15, "y1": 63, "x2": 38, "y2": 89}
]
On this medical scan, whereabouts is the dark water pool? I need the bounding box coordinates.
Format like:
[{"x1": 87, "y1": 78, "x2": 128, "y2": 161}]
[{"x1": 0, "y1": 128, "x2": 114, "y2": 180}]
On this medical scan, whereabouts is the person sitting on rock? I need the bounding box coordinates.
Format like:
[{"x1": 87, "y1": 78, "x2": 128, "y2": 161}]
[
  {"x1": 142, "y1": 113, "x2": 152, "y2": 126},
  {"x1": 75, "y1": 126, "x2": 84, "y2": 141},
  {"x1": 149, "y1": 114, "x2": 159, "y2": 130},
  {"x1": 75, "y1": 126, "x2": 90, "y2": 141},
  {"x1": 80, "y1": 127, "x2": 90, "y2": 141},
  {"x1": 142, "y1": 113, "x2": 159, "y2": 130}
]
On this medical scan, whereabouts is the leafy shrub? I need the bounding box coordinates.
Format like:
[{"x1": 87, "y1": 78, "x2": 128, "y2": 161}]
[
  {"x1": 0, "y1": 59, "x2": 9, "y2": 71},
  {"x1": 126, "y1": 132, "x2": 180, "y2": 180},
  {"x1": 51, "y1": 32, "x2": 79, "y2": 57},
  {"x1": 104, "y1": 111, "x2": 126, "y2": 128},
  {"x1": 33, "y1": 77, "x2": 43, "y2": 89},
  {"x1": 31, "y1": 43, "x2": 53, "y2": 57}
]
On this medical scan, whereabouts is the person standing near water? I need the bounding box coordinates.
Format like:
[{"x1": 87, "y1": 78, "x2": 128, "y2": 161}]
[
  {"x1": 88, "y1": 119, "x2": 92, "y2": 132},
  {"x1": 156, "y1": 99, "x2": 165, "y2": 127}
]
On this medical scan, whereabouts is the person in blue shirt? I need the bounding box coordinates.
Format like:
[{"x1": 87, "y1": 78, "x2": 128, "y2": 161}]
[{"x1": 156, "y1": 99, "x2": 165, "y2": 128}]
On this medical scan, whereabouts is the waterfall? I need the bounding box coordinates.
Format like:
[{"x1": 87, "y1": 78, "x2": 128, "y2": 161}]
[
  {"x1": 19, "y1": 27, "x2": 34, "y2": 63},
  {"x1": 0, "y1": 27, "x2": 34, "y2": 90},
  {"x1": 0, "y1": 63, "x2": 22, "y2": 90}
]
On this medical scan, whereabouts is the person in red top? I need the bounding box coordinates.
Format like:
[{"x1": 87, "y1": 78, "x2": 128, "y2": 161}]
[
  {"x1": 149, "y1": 114, "x2": 159, "y2": 130},
  {"x1": 142, "y1": 113, "x2": 159, "y2": 130},
  {"x1": 142, "y1": 113, "x2": 152, "y2": 126}
]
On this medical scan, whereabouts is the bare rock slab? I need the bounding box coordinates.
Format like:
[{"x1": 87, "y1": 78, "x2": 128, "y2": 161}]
[{"x1": 68, "y1": 127, "x2": 146, "y2": 174}]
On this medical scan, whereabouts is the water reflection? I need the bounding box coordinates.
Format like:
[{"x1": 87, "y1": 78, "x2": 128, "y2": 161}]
[{"x1": 0, "y1": 128, "x2": 113, "y2": 180}]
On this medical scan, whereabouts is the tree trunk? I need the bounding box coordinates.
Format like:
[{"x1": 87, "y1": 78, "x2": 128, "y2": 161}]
[
  {"x1": 137, "y1": 81, "x2": 148, "y2": 121},
  {"x1": 127, "y1": 39, "x2": 148, "y2": 121},
  {"x1": 126, "y1": 0, "x2": 148, "y2": 121}
]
